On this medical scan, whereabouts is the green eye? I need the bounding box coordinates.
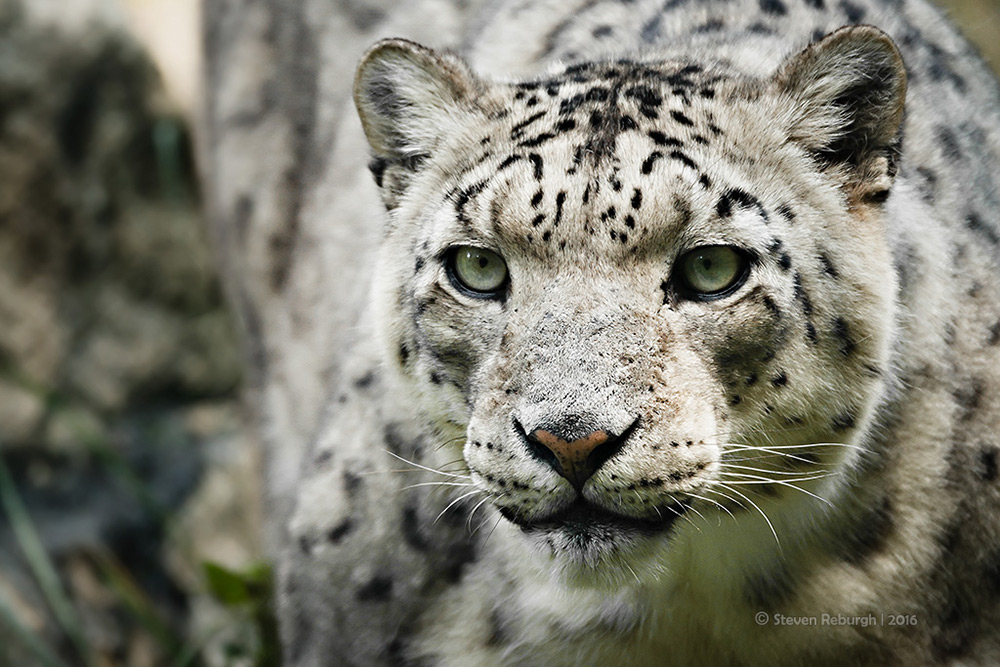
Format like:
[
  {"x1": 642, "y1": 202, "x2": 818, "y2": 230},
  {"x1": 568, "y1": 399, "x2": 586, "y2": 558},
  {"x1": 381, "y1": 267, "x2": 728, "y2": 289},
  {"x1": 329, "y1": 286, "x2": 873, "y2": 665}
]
[
  {"x1": 678, "y1": 245, "x2": 748, "y2": 297},
  {"x1": 448, "y1": 246, "x2": 509, "y2": 296}
]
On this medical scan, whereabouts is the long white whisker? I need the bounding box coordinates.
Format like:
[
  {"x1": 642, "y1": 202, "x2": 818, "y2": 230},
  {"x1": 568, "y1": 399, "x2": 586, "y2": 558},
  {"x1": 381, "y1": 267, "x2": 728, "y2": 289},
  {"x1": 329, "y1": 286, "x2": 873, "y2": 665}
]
[
  {"x1": 687, "y1": 493, "x2": 734, "y2": 522},
  {"x1": 467, "y1": 495, "x2": 494, "y2": 533},
  {"x1": 713, "y1": 483, "x2": 780, "y2": 550},
  {"x1": 723, "y1": 442, "x2": 864, "y2": 451},
  {"x1": 702, "y1": 487, "x2": 749, "y2": 514},
  {"x1": 720, "y1": 472, "x2": 833, "y2": 484},
  {"x1": 722, "y1": 463, "x2": 834, "y2": 476},
  {"x1": 400, "y1": 482, "x2": 476, "y2": 493},
  {"x1": 383, "y1": 450, "x2": 469, "y2": 479},
  {"x1": 434, "y1": 489, "x2": 483, "y2": 524},
  {"x1": 716, "y1": 474, "x2": 836, "y2": 508},
  {"x1": 483, "y1": 514, "x2": 505, "y2": 545}
]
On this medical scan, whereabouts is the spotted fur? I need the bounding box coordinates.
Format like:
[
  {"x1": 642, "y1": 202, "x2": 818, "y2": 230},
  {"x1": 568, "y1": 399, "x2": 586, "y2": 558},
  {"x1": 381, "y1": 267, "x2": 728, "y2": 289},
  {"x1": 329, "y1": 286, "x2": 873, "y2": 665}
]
[{"x1": 278, "y1": 0, "x2": 1000, "y2": 664}]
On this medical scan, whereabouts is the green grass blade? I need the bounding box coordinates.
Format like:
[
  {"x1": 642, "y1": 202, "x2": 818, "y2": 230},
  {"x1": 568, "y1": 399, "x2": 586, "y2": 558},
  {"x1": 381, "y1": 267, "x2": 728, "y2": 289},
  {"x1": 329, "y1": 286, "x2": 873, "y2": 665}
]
[
  {"x1": 0, "y1": 455, "x2": 96, "y2": 667},
  {"x1": 0, "y1": 590, "x2": 71, "y2": 667}
]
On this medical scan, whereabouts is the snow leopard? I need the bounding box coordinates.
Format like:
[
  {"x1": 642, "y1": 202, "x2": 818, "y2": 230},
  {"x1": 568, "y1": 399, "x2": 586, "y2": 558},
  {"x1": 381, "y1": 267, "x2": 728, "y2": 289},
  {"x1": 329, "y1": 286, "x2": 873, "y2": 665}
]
[{"x1": 275, "y1": 0, "x2": 1000, "y2": 664}]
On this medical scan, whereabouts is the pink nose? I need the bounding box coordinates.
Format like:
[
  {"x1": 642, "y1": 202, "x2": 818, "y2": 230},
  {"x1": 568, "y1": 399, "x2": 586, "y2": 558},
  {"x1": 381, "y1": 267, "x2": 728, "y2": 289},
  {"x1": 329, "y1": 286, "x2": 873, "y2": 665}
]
[{"x1": 527, "y1": 428, "x2": 613, "y2": 489}]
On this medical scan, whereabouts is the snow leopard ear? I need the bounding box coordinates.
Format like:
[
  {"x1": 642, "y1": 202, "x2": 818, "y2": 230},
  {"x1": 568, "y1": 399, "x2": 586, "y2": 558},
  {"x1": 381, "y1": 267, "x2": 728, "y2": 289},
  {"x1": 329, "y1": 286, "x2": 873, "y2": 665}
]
[
  {"x1": 354, "y1": 39, "x2": 481, "y2": 208},
  {"x1": 774, "y1": 26, "x2": 907, "y2": 203}
]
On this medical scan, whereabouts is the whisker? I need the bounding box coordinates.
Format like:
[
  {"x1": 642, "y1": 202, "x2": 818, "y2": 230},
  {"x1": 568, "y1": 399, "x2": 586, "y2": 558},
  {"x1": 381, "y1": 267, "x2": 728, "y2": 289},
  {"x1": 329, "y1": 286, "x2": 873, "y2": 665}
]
[
  {"x1": 676, "y1": 501, "x2": 706, "y2": 532},
  {"x1": 723, "y1": 442, "x2": 864, "y2": 451},
  {"x1": 722, "y1": 463, "x2": 835, "y2": 476},
  {"x1": 400, "y1": 481, "x2": 476, "y2": 491},
  {"x1": 623, "y1": 559, "x2": 641, "y2": 584},
  {"x1": 434, "y1": 489, "x2": 483, "y2": 524},
  {"x1": 467, "y1": 495, "x2": 494, "y2": 533},
  {"x1": 687, "y1": 492, "x2": 734, "y2": 523},
  {"x1": 702, "y1": 487, "x2": 750, "y2": 514},
  {"x1": 383, "y1": 450, "x2": 469, "y2": 479},
  {"x1": 482, "y1": 514, "x2": 505, "y2": 546},
  {"x1": 716, "y1": 473, "x2": 836, "y2": 508},
  {"x1": 710, "y1": 483, "x2": 780, "y2": 549},
  {"x1": 718, "y1": 472, "x2": 834, "y2": 485}
]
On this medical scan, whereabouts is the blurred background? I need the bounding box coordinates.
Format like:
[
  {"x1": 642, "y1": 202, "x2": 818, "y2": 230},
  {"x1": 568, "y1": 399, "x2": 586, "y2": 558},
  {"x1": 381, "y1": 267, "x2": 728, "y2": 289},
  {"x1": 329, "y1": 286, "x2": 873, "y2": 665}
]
[{"x1": 0, "y1": 0, "x2": 997, "y2": 665}]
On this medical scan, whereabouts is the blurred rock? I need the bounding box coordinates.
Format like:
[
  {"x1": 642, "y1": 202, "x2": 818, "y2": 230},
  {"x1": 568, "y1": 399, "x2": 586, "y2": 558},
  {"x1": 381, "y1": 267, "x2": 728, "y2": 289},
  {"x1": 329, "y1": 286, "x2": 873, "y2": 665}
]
[
  {"x1": 0, "y1": 0, "x2": 240, "y2": 445},
  {"x1": 0, "y1": 1, "x2": 258, "y2": 665}
]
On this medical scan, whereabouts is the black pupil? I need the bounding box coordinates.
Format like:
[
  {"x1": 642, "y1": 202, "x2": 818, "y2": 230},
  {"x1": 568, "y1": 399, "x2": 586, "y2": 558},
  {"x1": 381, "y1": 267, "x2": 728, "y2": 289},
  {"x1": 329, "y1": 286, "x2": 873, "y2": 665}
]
[
  {"x1": 700, "y1": 256, "x2": 713, "y2": 271},
  {"x1": 478, "y1": 255, "x2": 489, "y2": 268}
]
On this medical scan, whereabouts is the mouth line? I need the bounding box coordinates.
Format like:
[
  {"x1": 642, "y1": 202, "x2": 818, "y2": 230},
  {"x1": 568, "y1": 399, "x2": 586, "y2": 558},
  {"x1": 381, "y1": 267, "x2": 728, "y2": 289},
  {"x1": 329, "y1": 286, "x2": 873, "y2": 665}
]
[{"x1": 499, "y1": 498, "x2": 692, "y2": 536}]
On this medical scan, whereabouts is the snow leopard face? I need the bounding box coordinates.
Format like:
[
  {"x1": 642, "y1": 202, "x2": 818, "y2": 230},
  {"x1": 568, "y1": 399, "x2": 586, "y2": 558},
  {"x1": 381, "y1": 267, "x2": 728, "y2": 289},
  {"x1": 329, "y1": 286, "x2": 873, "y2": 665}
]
[{"x1": 354, "y1": 27, "x2": 904, "y2": 572}]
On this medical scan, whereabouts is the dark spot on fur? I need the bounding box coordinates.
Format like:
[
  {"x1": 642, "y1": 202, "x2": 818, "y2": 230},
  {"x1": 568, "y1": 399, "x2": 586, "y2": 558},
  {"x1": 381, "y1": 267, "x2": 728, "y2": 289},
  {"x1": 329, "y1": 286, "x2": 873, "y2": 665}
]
[
  {"x1": 668, "y1": 150, "x2": 698, "y2": 170},
  {"x1": 402, "y1": 505, "x2": 430, "y2": 551},
  {"x1": 641, "y1": 152, "x2": 663, "y2": 174},
  {"x1": 649, "y1": 131, "x2": 682, "y2": 147},
  {"x1": 988, "y1": 320, "x2": 1000, "y2": 346},
  {"x1": 965, "y1": 212, "x2": 999, "y2": 245},
  {"x1": 833, "y1": 317, "x2": 856, "y2": 356},
  {"x1": 556, "y1": 119, "x2": 577, "y2": 133},
  {"x1": 670, "y1": 110, "x2": 694, "y2": 126},
  {"x1": 369, "y1": 157, "x2": 388, "y2": 188},
  {"x1": 819, "y1": 253, "x2": 839, "y2": 278},
  {"x1": 793, "y1": 273, "x2": 814, "y2": 316},
  {"x1": 936, "y1": 126, "x2": 962, "y2": 159},
  {"x1": 356, "y1": 576, "x2": 394, "y2": 602},
  {"x1": 760, "y1": 0, "x2": 788, "y2": 13},
  {"x1": 554, "y1": 191, "x2": 567, "y2": 226},
  {"x1": 497, "y1": 155, "x2": 523, "y2": 171},
  {"x1": 832, "y1": 412, "x2": 856, "y2": 431},
  {"x1": 840, "y1": 0, "x2": 865, "y2": 21},
  {"x1": 745, "y1": 558, "x2": 796, "y2": 611},
  {"x1": 327, "y1": 519, "x2": 354, "y2": 543},
  {"x1": 354, "y1": 371, "x2": 376, "y2": 389},
  {"x1": 836, "y1": 496, "x2": 893, "y2": 564},
  {"x1": 694, "y1": 19, "x2": 724, "y2": 32},
  {"x1": 510, "y1": 110, "x2": 546, "y2": 137},
  {"x1": 626, "y1": 85, "x2": 662, "y2": 108},
  {"x1": 771, "y1": 372, "x2": 788, "y2": 387},
  {"x1": 761, "y1": 295, "x2": 781, "y2": 319},
  {"x1": 953, "y1": 380, "x2": 984, "y2": 421},
  {"x1": 716, "y1": 194, "x2": 732, "y2": 218},
  {"x1": 978, "y1": 446, "x2": 999, "y2": 482},
  {"x1": 520, "y1": 132, "x2": 556, "y2": 148},
  {"x1": 528, "y1": 153, "x2": 544, "y2": 180},
  {"x1": 344, "y1": 469, "x2": 362, "y2": 496},
  {"x1": 631, "y1": 188, "x2": 643, "y2": 209}
]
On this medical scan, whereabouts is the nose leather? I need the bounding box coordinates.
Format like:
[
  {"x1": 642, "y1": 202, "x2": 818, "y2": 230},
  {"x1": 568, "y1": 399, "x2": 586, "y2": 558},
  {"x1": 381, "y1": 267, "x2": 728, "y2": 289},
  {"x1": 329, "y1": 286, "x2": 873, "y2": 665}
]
[{"x1": 528, "y1": 427, "x2": 612, "y2": 489}]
